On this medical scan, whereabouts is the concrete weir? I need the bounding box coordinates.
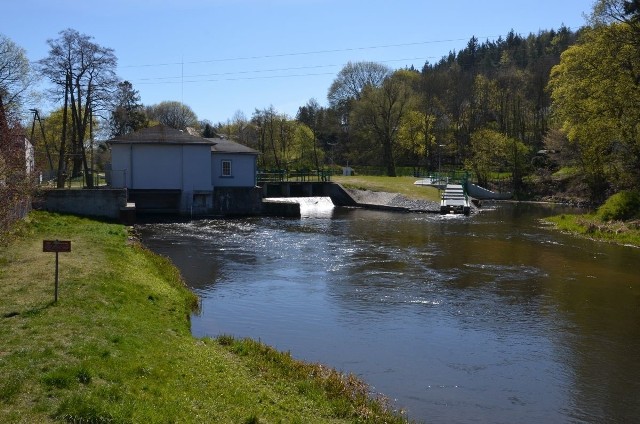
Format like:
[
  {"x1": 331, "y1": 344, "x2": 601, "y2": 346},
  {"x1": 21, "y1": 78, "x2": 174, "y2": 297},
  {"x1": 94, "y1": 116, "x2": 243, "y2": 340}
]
[
  {"x1": 259, "y1": 182, "x2": 358, "y2": 207},
  {"x1": 262, "y1": 199, "x2": 302, "y2": 217}
]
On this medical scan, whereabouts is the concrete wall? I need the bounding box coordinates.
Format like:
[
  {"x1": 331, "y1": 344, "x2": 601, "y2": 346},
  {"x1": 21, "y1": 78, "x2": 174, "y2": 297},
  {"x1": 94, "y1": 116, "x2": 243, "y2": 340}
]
[
  {"x1": 262, "y1": 200, "x2": 301, "y2": 217},
  {"x1": 41, "y1": 189, "x2": 127, "y2": 220},
  {"x1": 212, "y1": 187, "x2": 262, "y2": 216}
]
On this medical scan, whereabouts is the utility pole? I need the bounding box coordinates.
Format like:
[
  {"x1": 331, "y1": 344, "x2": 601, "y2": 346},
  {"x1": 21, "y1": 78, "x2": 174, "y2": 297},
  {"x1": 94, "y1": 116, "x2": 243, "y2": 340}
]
[{"x1": 30, "y1": 109, "x2": 54, "y2": 172}]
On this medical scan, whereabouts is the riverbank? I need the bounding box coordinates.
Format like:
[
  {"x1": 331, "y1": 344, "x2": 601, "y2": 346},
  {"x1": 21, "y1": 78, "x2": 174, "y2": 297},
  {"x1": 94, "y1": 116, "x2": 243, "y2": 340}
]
[
  {"x1": 0, "y1": 212, "x2": 407, "y2": 423},
  {"x1": 344, "y1": 187, "x2": 441, "y2": 212},
  {"x1": 545, "y1": 214, "x2": 640, "y2": 248}
]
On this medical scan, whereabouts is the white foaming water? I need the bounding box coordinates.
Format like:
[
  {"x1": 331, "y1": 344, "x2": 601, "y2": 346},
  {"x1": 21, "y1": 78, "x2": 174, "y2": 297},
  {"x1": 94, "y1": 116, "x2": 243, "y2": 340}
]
[{"x1": 264, "y1": 197, "x2": 335, "y2": 217}]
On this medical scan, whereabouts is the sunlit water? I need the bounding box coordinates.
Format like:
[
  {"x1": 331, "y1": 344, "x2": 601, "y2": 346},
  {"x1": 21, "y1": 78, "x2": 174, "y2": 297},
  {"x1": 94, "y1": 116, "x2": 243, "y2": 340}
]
[{"x1": 137, "y1": 201, "x2": 640, "y2": 423}]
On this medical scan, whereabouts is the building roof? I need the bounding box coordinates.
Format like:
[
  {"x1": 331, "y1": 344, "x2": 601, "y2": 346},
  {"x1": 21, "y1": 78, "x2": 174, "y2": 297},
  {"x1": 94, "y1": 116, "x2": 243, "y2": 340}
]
[
  {"x1": 107, "y1": 124, "x2": 258, "y2": 154},
  {"x1": 208, "y1": 137, "x2": 259, "y2": 154},
  {"x1": 107, "y1": 124, "x2": 215, "y2": 145}
]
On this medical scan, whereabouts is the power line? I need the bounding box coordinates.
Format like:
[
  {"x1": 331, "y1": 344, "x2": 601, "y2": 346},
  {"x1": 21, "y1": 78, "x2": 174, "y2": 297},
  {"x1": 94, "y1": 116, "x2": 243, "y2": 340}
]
[
  {"x1": 132, "y1": 56, "x2": 436, "y2": 84},
  {"x1": 119, "y1": 28, "x2": 578, "y2": 86},
  {"x1": 119, "y1": 35, "x2": 505, "y2": 69}
]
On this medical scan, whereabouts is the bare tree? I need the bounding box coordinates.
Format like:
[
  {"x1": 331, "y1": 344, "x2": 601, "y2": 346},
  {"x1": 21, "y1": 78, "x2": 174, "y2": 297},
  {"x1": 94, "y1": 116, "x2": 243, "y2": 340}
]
[
  {"x1": 38, "y1": 29, "x2": 118, "y2": 188},
  {"x1": 328, "y1": 61, "x2": 392, "y2": 108},
  {"x1": 0, "y1": 34, "x2": 36, "y2": 114}
]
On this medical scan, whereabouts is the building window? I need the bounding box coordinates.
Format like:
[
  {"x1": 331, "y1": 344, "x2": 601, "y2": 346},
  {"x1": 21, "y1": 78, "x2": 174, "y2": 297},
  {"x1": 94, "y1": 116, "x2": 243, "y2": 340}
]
[{"x1": 221, "y1": 160, "x2": 232, "y2": 177}]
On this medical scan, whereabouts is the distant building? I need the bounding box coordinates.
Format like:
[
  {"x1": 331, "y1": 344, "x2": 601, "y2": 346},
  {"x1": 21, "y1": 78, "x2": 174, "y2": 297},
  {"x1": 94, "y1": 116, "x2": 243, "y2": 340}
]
[{"x1": 107, "y1": 124, "x2": 261, "y2": 215}]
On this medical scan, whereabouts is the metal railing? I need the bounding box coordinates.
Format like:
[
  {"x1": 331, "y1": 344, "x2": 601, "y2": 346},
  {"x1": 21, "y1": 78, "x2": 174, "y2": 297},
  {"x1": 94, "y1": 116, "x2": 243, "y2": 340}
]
[{"x1": 257, "y1": 169, "x2": 332, "y2": 184}]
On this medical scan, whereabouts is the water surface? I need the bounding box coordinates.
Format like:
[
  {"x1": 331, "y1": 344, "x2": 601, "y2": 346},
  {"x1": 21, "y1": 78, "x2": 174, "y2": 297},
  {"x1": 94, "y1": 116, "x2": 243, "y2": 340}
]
[{"x1": 138, "y1": 202, "x2": 640, "y2": 423}]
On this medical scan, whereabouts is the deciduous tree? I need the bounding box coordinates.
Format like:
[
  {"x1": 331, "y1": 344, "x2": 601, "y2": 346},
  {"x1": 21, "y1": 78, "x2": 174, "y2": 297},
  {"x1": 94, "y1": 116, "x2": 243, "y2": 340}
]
[
  {"x1": 146, "y1": 101, "x2": 198, "y2": 130},
  {"x1": 38, "y1": 29, "x2": 118, "y2": 188},
  {"x1": 549, "y1": 23, "x2": 640, "y2": 199},
  {"x1": 351, "y1": 70, "x2": 416, "y2": 176},
  {"x1": 0, "y1": 34, "x2": 35, "y2": 114}
]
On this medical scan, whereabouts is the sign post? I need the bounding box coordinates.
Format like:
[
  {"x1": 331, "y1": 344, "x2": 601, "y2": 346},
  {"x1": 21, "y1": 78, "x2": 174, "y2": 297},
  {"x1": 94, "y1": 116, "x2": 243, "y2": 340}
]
[{"x1": 43, "y1": 240, "x2": 71, "y2": 302}]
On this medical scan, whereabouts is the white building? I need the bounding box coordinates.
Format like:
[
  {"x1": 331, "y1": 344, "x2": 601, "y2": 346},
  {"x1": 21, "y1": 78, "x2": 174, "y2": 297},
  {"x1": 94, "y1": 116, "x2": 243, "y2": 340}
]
[{"x1": 108, "y1": 125, "x2": 260, "y2": 215}]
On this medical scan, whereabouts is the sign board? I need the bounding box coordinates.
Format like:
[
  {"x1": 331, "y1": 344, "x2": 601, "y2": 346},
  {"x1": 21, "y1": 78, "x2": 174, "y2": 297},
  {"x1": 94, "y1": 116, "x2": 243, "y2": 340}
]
[
  {"x1": 43, "y1": 240, "x2": 71, "y2": 303},
  {"x1": 43, "y1": 240, "x2": 71, "y2": 253}
]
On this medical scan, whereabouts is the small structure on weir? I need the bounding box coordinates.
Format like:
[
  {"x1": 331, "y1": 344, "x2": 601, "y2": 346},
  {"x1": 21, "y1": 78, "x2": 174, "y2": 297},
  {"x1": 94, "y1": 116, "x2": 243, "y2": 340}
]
[{"x1": 440, "y1": 184, "x2": 471, "y2": 215}]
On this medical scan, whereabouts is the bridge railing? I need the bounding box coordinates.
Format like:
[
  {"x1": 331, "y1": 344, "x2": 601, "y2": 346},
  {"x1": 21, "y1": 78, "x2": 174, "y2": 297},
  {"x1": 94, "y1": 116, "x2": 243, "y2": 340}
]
[{"x1": 257, "y1": 169, "x2": 332, "y2": 184}]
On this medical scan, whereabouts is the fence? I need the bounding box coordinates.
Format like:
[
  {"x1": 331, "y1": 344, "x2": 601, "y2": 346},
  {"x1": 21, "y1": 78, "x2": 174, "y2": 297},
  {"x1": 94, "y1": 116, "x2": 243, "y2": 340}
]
[{"x1": 257, "y1": 169, "x2": 332, "y2": 184}]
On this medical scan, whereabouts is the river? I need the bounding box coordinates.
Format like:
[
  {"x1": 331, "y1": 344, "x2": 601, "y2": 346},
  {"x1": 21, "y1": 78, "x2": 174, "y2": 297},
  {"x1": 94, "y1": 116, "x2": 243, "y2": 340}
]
[{"x1": 137, "y1": 201, "x2": 640, "y2": 423}]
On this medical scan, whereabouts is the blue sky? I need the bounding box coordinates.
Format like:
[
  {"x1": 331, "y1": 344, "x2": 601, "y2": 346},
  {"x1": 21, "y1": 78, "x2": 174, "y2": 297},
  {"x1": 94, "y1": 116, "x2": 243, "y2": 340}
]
[{"x1": 6, "y1": 0, "x2": 595, "y2": 125}]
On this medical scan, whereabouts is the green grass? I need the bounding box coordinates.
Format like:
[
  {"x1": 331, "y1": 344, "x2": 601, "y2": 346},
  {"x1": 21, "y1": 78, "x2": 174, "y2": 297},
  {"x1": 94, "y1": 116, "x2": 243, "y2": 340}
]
[
  {"x1": 545, "y1": 213, "x2": 640, "y2": 247},
  {"x1": 333, "y1": 175, "x2": 440, "y2": 202},
  {"x1": 0, "y1": 212, "x2": 408, "y2": 423}
]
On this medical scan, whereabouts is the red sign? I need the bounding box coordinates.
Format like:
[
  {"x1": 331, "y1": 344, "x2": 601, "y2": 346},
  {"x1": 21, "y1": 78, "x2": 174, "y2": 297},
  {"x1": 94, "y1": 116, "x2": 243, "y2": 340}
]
[{"x1": 43, "y1": 240, "x2": 71, "y2": 253}]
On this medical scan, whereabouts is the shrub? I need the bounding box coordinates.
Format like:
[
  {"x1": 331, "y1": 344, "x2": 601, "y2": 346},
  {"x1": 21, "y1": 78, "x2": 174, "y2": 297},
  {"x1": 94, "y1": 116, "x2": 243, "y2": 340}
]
[{"x1": 597, "y1": 190, "x2": 640, "y2": 221}]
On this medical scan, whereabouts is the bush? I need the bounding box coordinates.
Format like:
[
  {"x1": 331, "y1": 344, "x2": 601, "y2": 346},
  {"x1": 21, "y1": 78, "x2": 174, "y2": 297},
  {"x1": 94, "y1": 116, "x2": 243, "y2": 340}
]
[{"x1": 597, "y1": 190, "x2": 640, "y2": 221}]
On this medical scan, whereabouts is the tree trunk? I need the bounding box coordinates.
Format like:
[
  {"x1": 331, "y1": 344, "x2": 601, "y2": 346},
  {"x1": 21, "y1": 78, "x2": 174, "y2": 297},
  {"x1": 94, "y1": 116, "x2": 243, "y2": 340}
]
[
  {"x1": 383, "y1": 136, "x2": 396, "y2": 177},
  {"x1": 57, "y1": 74, "x2": 70, "y2": 188}
]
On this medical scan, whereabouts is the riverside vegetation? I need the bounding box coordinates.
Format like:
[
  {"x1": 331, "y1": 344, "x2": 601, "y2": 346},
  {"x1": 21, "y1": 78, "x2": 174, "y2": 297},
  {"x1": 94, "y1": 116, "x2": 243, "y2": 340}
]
[
  {"x1": 335, "y1": 175, "x2": 640, "y2": 248},
  {"x1": 545, "y1": 190, "x2": 640, "y2": 248},
  {"x1": 0, "y1": 212, "x2": 407, "y2": 423}
]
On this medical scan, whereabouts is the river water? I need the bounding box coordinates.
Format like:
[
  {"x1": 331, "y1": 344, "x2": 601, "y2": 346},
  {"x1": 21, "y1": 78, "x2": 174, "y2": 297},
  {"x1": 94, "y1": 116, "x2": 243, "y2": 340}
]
[{"x1": 137, "y1": 201, "x2": 640, "y2": 423}]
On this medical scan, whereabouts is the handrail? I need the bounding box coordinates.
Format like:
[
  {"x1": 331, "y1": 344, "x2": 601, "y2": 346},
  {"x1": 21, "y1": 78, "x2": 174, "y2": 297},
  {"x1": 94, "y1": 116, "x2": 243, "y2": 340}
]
[{"x1": 257, "y1": 169, "x2": 332, "y2": 184}]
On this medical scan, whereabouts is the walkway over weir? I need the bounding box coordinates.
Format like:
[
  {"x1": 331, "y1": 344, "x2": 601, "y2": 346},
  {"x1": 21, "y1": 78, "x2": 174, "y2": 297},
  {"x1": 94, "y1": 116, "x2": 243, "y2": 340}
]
[{"x1": 440, "y1": 184, "x2": 470, "y2": 215}]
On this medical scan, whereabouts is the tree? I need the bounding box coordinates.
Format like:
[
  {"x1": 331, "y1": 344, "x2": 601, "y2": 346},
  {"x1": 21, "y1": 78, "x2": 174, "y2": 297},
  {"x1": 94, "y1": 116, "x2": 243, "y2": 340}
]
[
  {"x1": 351, "y1": 70, "x2": 416, "y2": 176},
  {"x1": 0, "y1": 34, "x2": 35, "y2": 114},
  {"x1": 200, "y1": 120, "x2": 218, "y2": 138},
  {"x1": 0, "y1": 35, "x2": 35, "y2": 225},
  {"x1": 466, "y1": 128, "x2": 529, "y2": 190},
  {"x1": 109, "y1": 81, "x2": 147, "y2": 136},
  {"x1": 328, "y1": 61, "x2": 392, "y2": 109},
  {"x1": 396, "y1": 109, "x2": 433, "y2": 172},
  {"x1": 146, "y1": 101, "x2": 198, "y2": 130},
  {"x1": 296, "y1": 98, "x2": 323, "y2": 168},
  {"x1": 38, "y1": 29, "x2": 118, "y2": 188},
  {"x1": 549, "y1": 23, "x2": 640, "y2": 200}
]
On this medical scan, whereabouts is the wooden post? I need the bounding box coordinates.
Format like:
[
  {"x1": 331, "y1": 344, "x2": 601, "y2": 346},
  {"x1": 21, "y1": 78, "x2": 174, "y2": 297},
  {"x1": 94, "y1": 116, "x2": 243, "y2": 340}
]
[{"x1": 54, "y1": 250, "x2": 59, "y2": 302}]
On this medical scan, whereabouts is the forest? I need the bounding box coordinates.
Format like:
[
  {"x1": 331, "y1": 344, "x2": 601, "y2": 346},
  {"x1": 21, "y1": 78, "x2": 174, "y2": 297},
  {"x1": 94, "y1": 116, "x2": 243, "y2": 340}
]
[
  {"x1": 1, "y1": 0, "x2": 639, "y2": 234},
  {"x1": 216, "y1": 0, "x2": 639, "y2": 205}
]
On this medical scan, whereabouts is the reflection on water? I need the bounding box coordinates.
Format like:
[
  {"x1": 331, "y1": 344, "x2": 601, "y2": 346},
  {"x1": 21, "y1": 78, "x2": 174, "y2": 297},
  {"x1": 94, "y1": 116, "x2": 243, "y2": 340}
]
[{"x1": 137, "y1": 203, "x2": 640, "y2": 423}]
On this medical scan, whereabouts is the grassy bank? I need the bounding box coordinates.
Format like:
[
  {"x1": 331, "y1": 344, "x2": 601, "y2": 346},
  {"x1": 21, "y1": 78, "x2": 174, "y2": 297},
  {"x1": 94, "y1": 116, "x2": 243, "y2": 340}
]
[
  {"x1": 333, "y1": 175, "x2": 440, "y2": 202},
  {"x1": 545, "y1": 214, "x2": 640, "y2": 247},
  {"x1": 545, "y1": 190, "x2": 640, "y2": 248},
  {"x1": 0, "y1": 212, "x2": 407, "y2": 423}
]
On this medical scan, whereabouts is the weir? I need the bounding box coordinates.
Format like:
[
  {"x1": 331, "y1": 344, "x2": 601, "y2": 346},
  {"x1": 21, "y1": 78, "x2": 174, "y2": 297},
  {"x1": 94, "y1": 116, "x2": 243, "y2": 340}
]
[
  {"x1": 259, "y1": 182, "x2": 358, "y2": 207},
  {"x1": 262, "y1": 196, "x2": 335, "y2": 218}
]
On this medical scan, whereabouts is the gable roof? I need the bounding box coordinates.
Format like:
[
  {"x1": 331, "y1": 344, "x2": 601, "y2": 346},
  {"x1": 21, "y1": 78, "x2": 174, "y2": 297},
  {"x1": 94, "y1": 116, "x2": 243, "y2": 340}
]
[
  {"x1": 107, "y1": 124, "x2": 215, "y2": 145},
  {"x1": 207, "y1": 137, "x2": 259, "y2": 154}
]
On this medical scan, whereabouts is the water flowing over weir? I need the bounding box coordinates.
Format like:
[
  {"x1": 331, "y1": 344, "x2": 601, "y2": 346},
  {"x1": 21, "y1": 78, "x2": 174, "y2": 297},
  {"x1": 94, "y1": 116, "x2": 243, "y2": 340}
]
[
  {"x1": 137, "y1": 203, "x2": 640, "y2": 424},
  {"x1": 263, "y1": 196, "x2": 336, "y2": 218}
]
